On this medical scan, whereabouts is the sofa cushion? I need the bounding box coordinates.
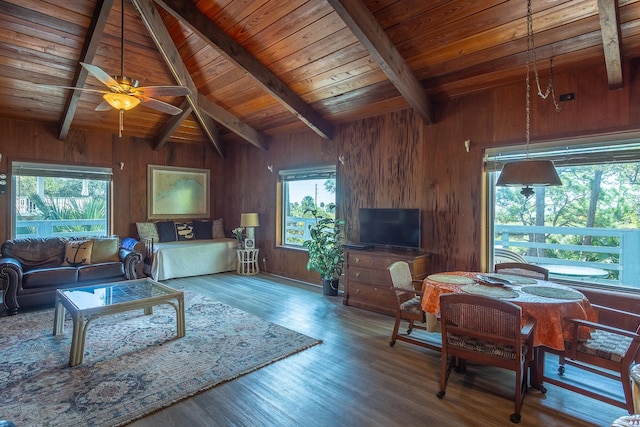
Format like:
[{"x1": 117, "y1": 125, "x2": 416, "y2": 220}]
[
  {"x1": 91, "y1": 237, "x2": 119, "y2": 263},
  {"x1": 78, "y1": 262, "x2": 125, "y2": 282},
  {"x1": 156, "y1": 221, "x2": 177, "y2": 242},
  {"x1": 22, "y1": 267, "x2": 78, "y2": 289},
  {"x1": 136, "y1": 222, "x2": 159, "y2": 242},
  {"x1": 193, "y1": 220, "x2": 213, "y2": 239},
  {"x1": 63, "y1": 240, "x2": 93, "y2": 266},
  {"x1": 212, "y1": 218, "x2": 225, "y2": 238},
  {"x1": 175, "y1": 222, "x2": 195, "y2": 241},
  {"x1": 1, "y1": 238, "x2": 66, "y2": 270}
]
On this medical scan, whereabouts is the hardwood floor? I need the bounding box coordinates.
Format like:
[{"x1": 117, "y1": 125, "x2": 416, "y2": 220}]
[{"x1": 122, "y1": 273, "x2": 625, "y2": 427}]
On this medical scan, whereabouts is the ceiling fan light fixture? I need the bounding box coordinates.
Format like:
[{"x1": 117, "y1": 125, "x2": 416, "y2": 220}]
[{"x1": 103, "y1": 92, "x2": 140, "y2": 111}]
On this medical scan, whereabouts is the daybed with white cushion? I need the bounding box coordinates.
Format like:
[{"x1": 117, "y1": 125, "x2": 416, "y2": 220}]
[{"x1": 135, "y1": 219, "x2": 238, "y2": 281}]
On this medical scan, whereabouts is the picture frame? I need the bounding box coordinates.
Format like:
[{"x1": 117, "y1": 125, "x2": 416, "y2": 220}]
[{"x1": 148, "y1": 165, "x2": 210, "y2": 219}]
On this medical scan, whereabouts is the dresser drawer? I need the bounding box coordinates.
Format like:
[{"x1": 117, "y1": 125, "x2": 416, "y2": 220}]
[
  {"x1": 347, "y1": 253, "x2": 385, "y2": 270},
  {"x1": 347, "y1": 267, "x2": 387, "y2": 285},
  {"x1": 345, "y1": 280, "x2": 396, "y2": 315}
]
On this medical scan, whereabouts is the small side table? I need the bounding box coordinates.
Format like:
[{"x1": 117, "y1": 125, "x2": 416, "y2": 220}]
[{"x1": 237, "y1": 248, "x2": 260, "y2": 275}]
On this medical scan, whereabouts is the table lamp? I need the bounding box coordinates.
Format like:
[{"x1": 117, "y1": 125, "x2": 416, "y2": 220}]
[{"x1": 240, "y1": 212, "x2": 260, "y2": 240}]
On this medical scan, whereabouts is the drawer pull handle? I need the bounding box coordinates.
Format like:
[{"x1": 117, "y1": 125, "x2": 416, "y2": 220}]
[{"x1": 355, "y1": 272, "x2": 360, "y2": 277}]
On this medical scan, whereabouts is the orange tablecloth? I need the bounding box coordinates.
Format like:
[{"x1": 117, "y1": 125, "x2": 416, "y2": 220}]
[{"x1": 422, "y1": 271, "x2": 597, "y2": 350}]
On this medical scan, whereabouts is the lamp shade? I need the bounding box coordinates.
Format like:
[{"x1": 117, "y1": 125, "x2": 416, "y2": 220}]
[
  {"x1": 240, "y1": 213, "x2": 260, "y2": 227},
  {"x1": 103, "y1": 93, "x2": 140, "y2": 111},
  {"x1": 496, "y1": 160, "x2": 562, "y2": 187}
]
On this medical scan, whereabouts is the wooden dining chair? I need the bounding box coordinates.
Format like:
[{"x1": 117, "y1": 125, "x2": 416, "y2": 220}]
[
  {"x1": 494, "y1": 248, "x2": 527, "y2": 264},
  {"x1": 495, "y1": 262, "x2": 549, "y2": 281},
  {"x1": 387, "y1": 261, "x2": 440, "y2": 352},
  {"x1": 538, "y1": 304, "x2": 640, "y2": 413},
  {"x1": 436, "y1": 293, "x2": 536, "y2": 424}
]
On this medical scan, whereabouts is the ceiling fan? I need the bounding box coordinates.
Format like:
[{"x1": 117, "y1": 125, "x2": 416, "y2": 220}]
[{"x1": 58, "y1": 0, "x2": 191, "y2": 135}]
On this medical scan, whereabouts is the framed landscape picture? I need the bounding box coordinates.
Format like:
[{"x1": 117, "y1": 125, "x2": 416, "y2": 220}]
[{"x1": 148, "y1": 165, "x2": 210, "y2": 219}]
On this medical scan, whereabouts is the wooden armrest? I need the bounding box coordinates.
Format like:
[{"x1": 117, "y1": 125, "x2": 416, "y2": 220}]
[
  {"x1": 139, "y1": 236, "x2": 154, "y2": 260},
  {"x1": 392, "y1": 287, "x2": 424, "y2": 297},
  {"x1": 592, "y1": 304, "x2": 640, "y2": 320},
  {"x1": 521, "y1": 317, "x2": 536, "y2": 338},
  {"x1": 568, "y1": 317, "x2": 640, "y2": 339}
]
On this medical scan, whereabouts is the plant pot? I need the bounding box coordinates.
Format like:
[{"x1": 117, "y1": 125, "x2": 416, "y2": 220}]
[{"x1": 322, "y1": 278, "x2": 339, "y2": 296}]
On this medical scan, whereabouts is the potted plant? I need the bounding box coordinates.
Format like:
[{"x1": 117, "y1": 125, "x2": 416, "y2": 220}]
[{"x1": 302, "y1": 204, "x2": 345, "y2": 296}]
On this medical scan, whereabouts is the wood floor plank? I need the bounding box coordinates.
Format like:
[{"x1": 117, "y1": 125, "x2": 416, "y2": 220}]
[{"x1": 117, "y1": 273, "x2": 625, "y2": 426}]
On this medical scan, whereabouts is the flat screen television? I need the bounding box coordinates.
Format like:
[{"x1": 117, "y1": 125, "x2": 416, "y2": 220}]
[{"x1": 359, "y1": 208, "x2": 421, "y2": 250}]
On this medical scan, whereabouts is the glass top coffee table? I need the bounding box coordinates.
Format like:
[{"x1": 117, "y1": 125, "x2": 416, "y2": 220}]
[{"x1": 53, "y1": 277, "x2": 185, "y2": 366}]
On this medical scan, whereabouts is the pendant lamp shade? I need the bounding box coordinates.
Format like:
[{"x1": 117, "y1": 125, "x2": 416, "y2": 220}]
[{"x1": 496, "y1": 160, "x2": 562, "y2": 198}]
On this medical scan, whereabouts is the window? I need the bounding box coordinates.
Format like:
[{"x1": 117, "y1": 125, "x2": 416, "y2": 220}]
[
  {"x1": 485, "y1": 136, "x2": 640, "y2": 290},
  {"x1": 12, "y1": 162, "x2": 112, "y2": 238},
  {"x1": 278, "y1": 165, "x2": 337, "y2": 248}
]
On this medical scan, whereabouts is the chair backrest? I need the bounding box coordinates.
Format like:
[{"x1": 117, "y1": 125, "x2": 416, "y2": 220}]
[
  {"x1": 495, "y1": 262, "x2": 549, "y2": 281},
  {"x1": 440, "y1": 293, "x2": 524, "y2": 350},
  {"x1": 388, "y1": 261, "x2": 414, "y2": 291},
  {"x1": 494, "y1": 248, "x2": 527, "y2": 264}
]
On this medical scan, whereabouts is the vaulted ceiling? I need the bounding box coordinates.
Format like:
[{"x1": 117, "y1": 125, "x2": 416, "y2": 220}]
[{"x1": 1, "y1": 0, "x2": 638, "y2": 158}]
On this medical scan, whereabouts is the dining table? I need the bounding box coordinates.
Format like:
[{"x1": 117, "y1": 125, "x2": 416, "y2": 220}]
[{"x1": 421, "y1": 271, "x2": 597, "y2": 388}]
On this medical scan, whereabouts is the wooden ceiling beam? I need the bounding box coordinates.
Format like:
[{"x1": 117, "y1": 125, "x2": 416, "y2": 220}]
[
  {"x1": 598, "y1": 0, "x2": 623, "y2": 89},
  {"x1": 325, "y1": 0, "x2": 434, "y2": 125},
  {"x1": 198, "y1": 94, "x2": 267, "y2": 151},
  {"x1": 58, "y1": 0, "x2": 115, "y2": 140},
  {"x1": 154, "y1": 0, "x2": 335, "y2": 141},
  {"x1": 153, "y1": 99, "x2": 192, "y2": 150},
  {"x1": 132, "y1": 0, "x2": 227, "y2": 156}
]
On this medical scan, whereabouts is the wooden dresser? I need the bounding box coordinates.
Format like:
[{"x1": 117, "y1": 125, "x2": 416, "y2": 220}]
[{"x1": 343, "y1": 248, "x2": 431, "y2": 316}]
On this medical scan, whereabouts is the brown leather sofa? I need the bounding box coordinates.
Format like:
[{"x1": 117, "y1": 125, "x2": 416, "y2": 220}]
[{"x1": 0, "y1": 237, "x2": 142, "y2": 315}]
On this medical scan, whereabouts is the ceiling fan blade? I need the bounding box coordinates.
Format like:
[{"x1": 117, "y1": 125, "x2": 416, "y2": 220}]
[
  {"x1": 80, "y1": 62, "x2": 121, "y2": 91},
  {"x1": 140, "y1": 97, "x2": 183, "y2": 115},
  {"x1": 37, "y1": 84, "x2": 108, "y2": 95},
  {"x1": 134, "y1": 86, "x2": 192, "y2": 97},
  {"x1": 95, "y1": 100, "x2": 112, "y2": 112}
]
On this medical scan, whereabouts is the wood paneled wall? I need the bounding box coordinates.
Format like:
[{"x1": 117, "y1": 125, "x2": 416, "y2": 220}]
[
  {"x1": 221, "y1": 61, "x2": 640, "y2": 284},
  {"x1": 0, "y1": 118, "x2": 222, "y2": 242},
  {"x1": 1, "y1": 61, "x2": 639, "y2": 287}
]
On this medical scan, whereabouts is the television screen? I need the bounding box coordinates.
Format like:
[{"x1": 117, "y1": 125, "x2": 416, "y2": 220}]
[{"x1": 359, "y1": 208, "x2": 421, "y2": 250}]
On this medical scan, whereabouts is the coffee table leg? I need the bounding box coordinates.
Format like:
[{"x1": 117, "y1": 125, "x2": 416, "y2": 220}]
[
  {"x1": 176, "y1": 295, "x2": 185, "y2": 338},
  {"x1": 53, "y1": 294, "x2": 65, "y2": 336},
  {"x1": 69, "y1": 313, "x2": 86, "y2": 367}
]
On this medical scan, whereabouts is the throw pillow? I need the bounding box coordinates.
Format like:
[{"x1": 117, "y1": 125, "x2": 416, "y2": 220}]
[
  {"x1": 136, "y1": 222, "x2": 159, "y2": 242},
  {"x1": 63, "y1": 240, "x2": 93, "y2": 266},
  {"x1": 91, "y1": 237, "x2": 119, "y2": 263},
  {"x1": 212, "y1": 218, "x2": 225, "y2": 238},
  {"x1": 156, "y1": 220, "x2": 177, "y2": 242},
  {"x1": 175, "y1": 221, "x2": 195, "y2": 241},
  {"x1": 121, "y1": 237, "x2": 145, "y2": 253},
  {"x1": 193, "y1": 220, "x2": 213, "y2": 240}
]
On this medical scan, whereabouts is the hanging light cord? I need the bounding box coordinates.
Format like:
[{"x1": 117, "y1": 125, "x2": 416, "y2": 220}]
[
  {"x1": 526, "y1": 0, "x2": 561, "y2": 113},
  {"x1": 525, "y1": 0, "x2": 562, "y2": 155}
]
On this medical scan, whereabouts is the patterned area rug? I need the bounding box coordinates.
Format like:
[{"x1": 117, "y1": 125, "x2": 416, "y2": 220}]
[{"x1": 0, "y1": 291, "x2": 321, "y2": 426}]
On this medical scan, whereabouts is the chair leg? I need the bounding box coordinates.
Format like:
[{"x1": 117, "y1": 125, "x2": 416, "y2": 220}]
[
  {"x1": 407, "y1": 319, "x2": 415, "y2": 335},
  {"x1": 437, "y1": 354, "x2": 455, "y2": 399},
  {"x1": 389, "y1": 313, "x2": 402, "y2": 347}
]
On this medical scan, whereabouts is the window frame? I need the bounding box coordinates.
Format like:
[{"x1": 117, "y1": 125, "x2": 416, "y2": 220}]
[
  {"x1": 277, "y1": 165, "x2": 337, "y2": 249},
  {"x1": 484, "y1": 132, "x2": 640, "y2": 292},
  {"x1": 11, "y1": 161, "x2": 113, "y2": 239}
]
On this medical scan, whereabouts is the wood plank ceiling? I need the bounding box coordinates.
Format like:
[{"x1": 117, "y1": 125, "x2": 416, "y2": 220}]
[{"x1": 0, "y1": 0, "x2": 638, "y2": 157}]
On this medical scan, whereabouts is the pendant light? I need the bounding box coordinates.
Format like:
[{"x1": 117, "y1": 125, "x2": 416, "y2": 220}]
[{"x1": 496, "y1": 0, "x2": 562, "y2": 198}]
